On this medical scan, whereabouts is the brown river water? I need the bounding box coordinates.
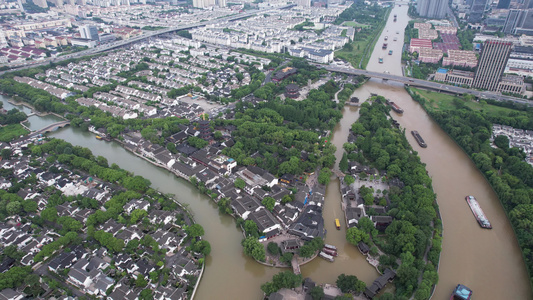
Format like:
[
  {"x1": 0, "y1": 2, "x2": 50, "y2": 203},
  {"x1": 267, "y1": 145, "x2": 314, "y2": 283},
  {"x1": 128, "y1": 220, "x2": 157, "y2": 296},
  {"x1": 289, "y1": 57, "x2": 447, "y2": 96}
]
[{"x1": 3, "y1": 1, "x2": 530, "y2": 298}]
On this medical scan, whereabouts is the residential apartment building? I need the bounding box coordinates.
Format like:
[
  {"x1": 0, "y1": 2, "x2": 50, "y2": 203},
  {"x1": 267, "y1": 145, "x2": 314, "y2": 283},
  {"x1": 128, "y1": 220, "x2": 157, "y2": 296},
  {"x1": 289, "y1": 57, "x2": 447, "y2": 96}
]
[{"x1": 443, "y1": 50, "x2": 478, "y2": 68}]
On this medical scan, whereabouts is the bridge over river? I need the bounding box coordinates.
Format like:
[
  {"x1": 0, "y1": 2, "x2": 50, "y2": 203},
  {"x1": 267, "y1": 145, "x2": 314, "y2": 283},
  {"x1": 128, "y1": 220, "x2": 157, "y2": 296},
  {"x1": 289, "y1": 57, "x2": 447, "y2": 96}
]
[
  {"x1": 323, "y1": 65, "x2": 533, "y2": 107},
  {"x1": 21, "y1": 120, "x2": 70, "y2": 134}
]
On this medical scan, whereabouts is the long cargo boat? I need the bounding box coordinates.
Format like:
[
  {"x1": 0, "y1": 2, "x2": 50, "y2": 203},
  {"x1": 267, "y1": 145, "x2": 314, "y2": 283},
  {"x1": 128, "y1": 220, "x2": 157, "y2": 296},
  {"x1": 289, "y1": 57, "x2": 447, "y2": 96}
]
[
  {"x1": 450, "y1": 284, "x2": 473, "y2": 300},
  {"x1": 319, "y1": 251, "x2": 334, "y2": 262},
  {"x1": 411, "y1": 131, "x2": 427, "y2": 148},
  {"x1": 386, "y1": 99, "x2": 404, "y2": 113},
  {"x1": 465, "y1": 196, "x2": 492, "y2": 229}
]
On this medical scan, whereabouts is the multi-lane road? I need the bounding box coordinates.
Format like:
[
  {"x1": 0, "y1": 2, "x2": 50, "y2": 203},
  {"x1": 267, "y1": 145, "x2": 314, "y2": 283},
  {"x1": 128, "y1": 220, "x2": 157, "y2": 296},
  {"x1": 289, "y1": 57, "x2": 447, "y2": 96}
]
[
  {"x1": 323, "y1": 65, "x2": 533, "y2": 106},
  {"x1": 0, "y1": 4, "x2": 295, "y2": 74}
]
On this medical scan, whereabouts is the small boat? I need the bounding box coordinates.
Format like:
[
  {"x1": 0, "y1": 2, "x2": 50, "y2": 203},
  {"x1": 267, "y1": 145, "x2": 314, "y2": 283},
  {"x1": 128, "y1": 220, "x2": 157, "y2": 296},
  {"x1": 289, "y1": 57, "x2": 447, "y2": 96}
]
[
  {"x1": 450, "y1": 284, "x2": 473, "y2": 300},
  {"x1": 319, "y1": 251, "x2": 334, "y2": 262},
  {"x1": 95, "y1": 135, "x2": 103, "y2": 140},
  {"x1": 411, "y1": 131, "x2": 427, "y2": 148},
  {"x1": 322, "y1": 248, "x2": 338, "y2": 257},
  {"x1": 324, "y1": 244, "x2": 337, "y2": 251},
  {"x1": 335, "y1": 218, "x2": 341, "y2": 230}
]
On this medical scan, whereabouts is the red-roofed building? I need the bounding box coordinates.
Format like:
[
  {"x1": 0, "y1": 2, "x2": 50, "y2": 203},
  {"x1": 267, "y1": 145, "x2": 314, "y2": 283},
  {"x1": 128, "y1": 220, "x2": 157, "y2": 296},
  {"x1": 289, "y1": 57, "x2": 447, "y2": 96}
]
[{"x1": 410, "y1": 38, "x2": 433, "y2": 53}]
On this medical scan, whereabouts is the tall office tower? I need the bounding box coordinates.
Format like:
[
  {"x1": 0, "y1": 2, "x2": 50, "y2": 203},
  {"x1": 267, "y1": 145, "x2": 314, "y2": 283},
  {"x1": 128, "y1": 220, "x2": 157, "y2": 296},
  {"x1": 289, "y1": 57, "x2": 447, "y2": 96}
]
[
  {"x1": 80, "y1": 25, "x2": 99, "y2": 40},
  {"x1": 295, "y1": 0, "x2": 310, "y2": 7},
  {"x1": 193, "y1": 0, "x2": 204, "y2": 8},
  {"x1": 503, "y1": 9, "x2": 522, "y2": 33},
  {"x1": 524, "y1": 0, "x2": 533, "y2": 8},
  {"x1": 416, "y1": 0, "x2": 448, "y2": 19},
  {"x1": 473, "y1": 40, "x2": 512, "y2": 91},
  {"x1": 32, "y1": 0, "x2": 48, "y2": 8},
  {"x1": 468, "y1": 0, "x2": 488, "y2": 23},
  {"x1": 497, "y1": 0, "x2": 511, "y2": 8}
]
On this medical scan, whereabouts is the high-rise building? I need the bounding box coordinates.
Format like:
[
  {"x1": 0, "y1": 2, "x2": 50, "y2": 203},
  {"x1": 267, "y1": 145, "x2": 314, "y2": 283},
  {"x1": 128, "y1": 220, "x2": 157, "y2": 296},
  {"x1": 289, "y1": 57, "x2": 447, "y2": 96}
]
[
  {"x1": 32, "y1": 0, "x2": 48, "y2": 8},
  {"x1": 497, "y1": 0, "x2": 511, "y2": 9},
  {"x1": 416, "y1": 0, "x2": 448, "y2": 19},
  {"x1": 503, "y1": 9, "x2": 523, "y2": 33},
  {"x1": 468, "y1": 0, "x2": 488, "y2": 23},
  {"x1": 80, "y1": 25, "x2": 99, "y2": 41},
  {"x1": 295, "y1": 0, "x2": 310, "y2": 7},
  {"x1": 503, "y1": 9, "x2": 533, "y2": 35},
  {"x1": 473, "y1": 40, "x2": 512, "y2": 91}
]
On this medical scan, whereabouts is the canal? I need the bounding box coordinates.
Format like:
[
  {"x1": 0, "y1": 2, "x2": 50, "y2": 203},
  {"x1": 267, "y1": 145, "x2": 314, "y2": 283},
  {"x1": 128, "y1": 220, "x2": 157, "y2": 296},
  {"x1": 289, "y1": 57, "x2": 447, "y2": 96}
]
[
  {"x1": 363, "y1": 2, "x2": 532, "y2": 299},
  {"x1": 2, "y1": 1, "x2": 532, "y2": 298}
]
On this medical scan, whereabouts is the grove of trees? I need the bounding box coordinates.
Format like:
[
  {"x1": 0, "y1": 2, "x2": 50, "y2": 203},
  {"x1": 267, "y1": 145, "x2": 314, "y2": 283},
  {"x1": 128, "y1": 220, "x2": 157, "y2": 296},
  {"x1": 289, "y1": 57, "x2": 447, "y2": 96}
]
[{"x1": 344, "y1": 98, "x2": 440, "y2": 298}]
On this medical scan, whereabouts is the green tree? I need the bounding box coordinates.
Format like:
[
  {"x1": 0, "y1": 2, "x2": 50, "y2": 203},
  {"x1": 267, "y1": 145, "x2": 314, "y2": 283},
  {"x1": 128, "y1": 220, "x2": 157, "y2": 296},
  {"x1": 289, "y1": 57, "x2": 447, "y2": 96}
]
[
  {"x1": 234, "y1": 178, "x2": 246, "y2": 189},
  {"x1": 130, "y1": 209, "x2": 147, "y2": 224},
  {"x1": 282, "y1": 194, "x2": 293, "y2": 204},
  {"x1": 135, "y1": 274, "x2": 148, "y2": 288},
  {"x1": 262, "y1": 196, "x2": 276, "y2": 211},
  {"x1": 140, "y1": 289, "x2": 152, "y2": 300},
  {"x1": 185, "y1": 224, "x2": 205, "y2": 238},
  {"x1": 339, "y1": 153, "x2": 349, "y2": 172},
  {"x1": 243, "y1": 220, "x2": 260, "y2": 238},
  {"x1": 267, "y1": 242, "x2": 280, "y2": 256},
  {"x1": 336, "y1": 274, "x2": 366, "y2": 293},
  {"x1": 6, "y1": 201, "x2": 21, "y2": 216},
  {"x1": 192, "y1": 240, "x2": 211, "y2": 256},
  {"x1": 242, "y1": 236, "x2": 266, "y2": 261},
  {"x1": 309, "y1": 286, "x2": 324, "y2": 300},
  {"x1": 344, "y1": 175, "x2": 355, "y2": 185},
  {"x1": 346, "y1": 227, "x2": 369, "y2": 246},
  {"x1": 318, "y1": 168, "x2": 332, "y2": 185}
]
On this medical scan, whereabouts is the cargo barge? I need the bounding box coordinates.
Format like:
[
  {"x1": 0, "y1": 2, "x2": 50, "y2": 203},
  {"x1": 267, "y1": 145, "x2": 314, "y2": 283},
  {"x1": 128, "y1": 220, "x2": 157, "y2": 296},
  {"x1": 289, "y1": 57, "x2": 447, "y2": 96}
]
[
  {"x1": 450, "y1": 284, "x2": 473, "y2": 300},
  {"x1": 411, "y1": 131, "x2": 427, "y2": 148},
  {"x1": 386, "y1": 100, "x2": 403, "y2": 113},
  {"x1": 465, "y1": 196, "x2": 492, "y2": 229},
  {"x1": 319, "y1": 251, "x2": 334, "y2": 262}
]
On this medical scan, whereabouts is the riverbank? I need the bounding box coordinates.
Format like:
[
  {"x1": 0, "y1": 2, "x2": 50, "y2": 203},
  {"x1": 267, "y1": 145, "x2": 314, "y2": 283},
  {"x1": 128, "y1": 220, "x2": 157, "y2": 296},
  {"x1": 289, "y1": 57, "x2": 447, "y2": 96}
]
[
  {"x1": 8, "y1": 98, "x2": 66, "y2": 120},
  {"x1": 406, "y1": 86, "x2": 533, "y2": 295},
  {"x1": 334, "y1": 4, "x2": 392, "y2": 70}
]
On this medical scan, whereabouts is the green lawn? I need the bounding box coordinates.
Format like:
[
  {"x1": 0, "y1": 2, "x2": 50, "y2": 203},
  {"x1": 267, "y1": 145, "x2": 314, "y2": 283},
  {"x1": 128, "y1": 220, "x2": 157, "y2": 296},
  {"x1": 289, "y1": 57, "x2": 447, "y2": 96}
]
[
  {"x1": 342, "y1": 21, "x2": 371, "y2": 28},
  {"x1": 411, "y1": 88, "x2": 521, "y2": 115},
  {"x1": 0, "y1": 124, "x2": 29, "y2": 142},
  {"x1": 335, "y1": 8, "x2": 391, "y2": 69}
]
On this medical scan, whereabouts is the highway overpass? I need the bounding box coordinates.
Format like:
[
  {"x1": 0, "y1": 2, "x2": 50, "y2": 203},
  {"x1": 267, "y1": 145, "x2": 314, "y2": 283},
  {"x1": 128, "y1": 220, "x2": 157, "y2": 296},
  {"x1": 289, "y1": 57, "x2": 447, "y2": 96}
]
[
  {"x1": 0, "y1": 4, "x2": 295, "y2": 73},
  {"x1": 323, "y1": 65, "x2": 533, "y2": 107}
]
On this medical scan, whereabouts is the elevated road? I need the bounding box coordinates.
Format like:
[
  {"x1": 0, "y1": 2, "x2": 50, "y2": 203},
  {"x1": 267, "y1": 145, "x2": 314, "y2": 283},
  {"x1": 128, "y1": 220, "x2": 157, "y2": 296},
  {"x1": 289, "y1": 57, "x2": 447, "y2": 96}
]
[
  {"x1": 0, "y1": 5, "x2": 295, "y2": 74},
  {"x1": 323, "y1": 65, "x2": 533, "y2": 106}
]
